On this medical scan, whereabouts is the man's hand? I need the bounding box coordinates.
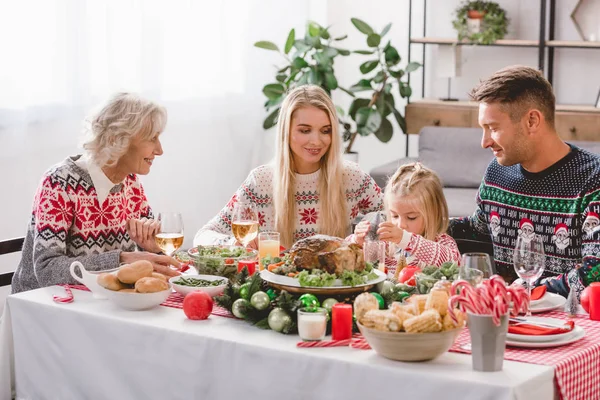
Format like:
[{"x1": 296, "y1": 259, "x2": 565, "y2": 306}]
[
  {"x1": 127, "y1": 218, "x2": 161, "y2": 253},
  {"x1": 377, "y1": 221, "x2": 405, "y2": 244},
  {"x1": 120, "y1": 251, "x2": 182, "y2": 277}
]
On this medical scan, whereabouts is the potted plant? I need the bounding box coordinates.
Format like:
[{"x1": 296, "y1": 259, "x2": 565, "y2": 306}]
[
  {"x1": 254, "y1": 19, "x2": 420, "y2": 160},
  {"x1": 453, "y1": 1, "x2": 509, "y2": 45}
]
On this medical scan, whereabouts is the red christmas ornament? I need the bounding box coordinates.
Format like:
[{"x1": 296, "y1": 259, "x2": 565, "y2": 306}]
[
  {"x1": 581, "y1": 286, "x2": 591, "y2": 313},
  {"x1": 183, "y1": 292, "x2": 213, "y2": 320}
]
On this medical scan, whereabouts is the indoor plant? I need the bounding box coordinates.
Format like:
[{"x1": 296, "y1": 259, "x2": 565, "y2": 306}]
[
  {"x1": 452, "y1": 1, "x2": 509, "y2": 45},
  {"x1": 254, "y1": 19, "x2": 420, "y2": 156}
]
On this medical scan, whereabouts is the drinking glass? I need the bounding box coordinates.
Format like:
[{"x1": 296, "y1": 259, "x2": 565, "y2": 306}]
[
  {"x1": 258, "y1": 231, "x2": 280, "y2": 271},
  {"x1": 297, "y1": 307, "x2": 328, "y2": 341},
  {"x1": 513, "y1": 234, "x2": 546, "y2": 317},
  {"x1": 155, "y1": 212, "x2": 184, "y2": 257},
  {"x1": 460, "y1": 253, "x2": 493, "y2": 286},
  {"x1": 231, "y1": 203, "x2": 259, "y2": 248},
  {"x1": 364, "y1": 240, "x2": 386, "y2": 272}
]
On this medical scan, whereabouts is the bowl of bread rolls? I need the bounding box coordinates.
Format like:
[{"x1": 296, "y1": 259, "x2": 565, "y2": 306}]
[
  {"x1": 354, "y1": 287, "x2": 466, "y2": 362},
  {"x1": 96, "y1": 260, "x2": 172, "y2": 311}
]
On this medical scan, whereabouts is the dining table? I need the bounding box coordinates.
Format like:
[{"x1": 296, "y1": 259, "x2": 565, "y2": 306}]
[{"x1": 0, "y1": 285, "x2": 562, "y2": 400}]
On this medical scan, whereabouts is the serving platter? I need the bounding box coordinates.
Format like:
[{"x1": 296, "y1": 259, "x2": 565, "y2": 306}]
[{"x1": 259, "y1": 269, "x2": 386, "y2": 295}]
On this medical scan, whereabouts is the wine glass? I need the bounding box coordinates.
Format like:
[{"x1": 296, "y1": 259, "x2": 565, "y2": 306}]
[
  {"x1": 459, "y1": 253, "x2": 493, "y2": 286},
  {"x1": 231, "y1": 203, "x2": 259, "y2": 248},
  {"x1": 155, "y1": 212, "x2": 184, "y2": 257},
  {"x1": 513, "y1": 234, "x2": 546, "y2": 317}
]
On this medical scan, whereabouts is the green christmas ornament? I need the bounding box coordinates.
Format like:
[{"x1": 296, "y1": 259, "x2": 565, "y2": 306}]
[
  {"x1": 250, "y1": 291, "x2": 271, "y2": 311},
  {"x1": 266, "y1": 288, "x2": 277, "y2": 300},
  {"x1": 268, "y1": 308, "x2": 293, "y2": 332},
  {"x1": 299, "y1": 293, "x2": 320, "y2": 309},
  {"x1": 239, "y1": 283, "x2": 251, "y2": 300},
  {"x1": 379, "y1": 280, "x2": 395, "y2": 297},
  {"x1": 371, "y1": 292, "x2": 385, "y2": 309},
  {"x1": 232, "y1": 298, "x2": 249, "y2": 319},
  {"x1": 321, "y1": 298, "x2": 338, "y2": 313}
]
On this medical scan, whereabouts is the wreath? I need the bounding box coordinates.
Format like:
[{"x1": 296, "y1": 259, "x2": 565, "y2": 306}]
[{"x1": 452, "y1": 1, "x2": 509, "y2": 45}]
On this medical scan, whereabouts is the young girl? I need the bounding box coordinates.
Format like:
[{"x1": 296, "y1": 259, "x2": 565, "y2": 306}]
[{"x1": 352, "y1": 162, "x2": 460, "y2": 271}]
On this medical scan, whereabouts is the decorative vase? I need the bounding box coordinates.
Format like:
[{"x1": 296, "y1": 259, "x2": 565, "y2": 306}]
[
  {"x1": 467, "y1": 313, "x2": 508, "y2": 372},
  {"x1": 467, "y1": 10, "x2": 486, "y2": 34},
  {"x1": 343, "y1": 152, "x2": 359, "y2": 163}
]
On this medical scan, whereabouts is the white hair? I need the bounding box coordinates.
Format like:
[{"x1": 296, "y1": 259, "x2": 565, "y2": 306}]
[{"x1": 82, "y1": 93, "x2": 167, "y2": 167}]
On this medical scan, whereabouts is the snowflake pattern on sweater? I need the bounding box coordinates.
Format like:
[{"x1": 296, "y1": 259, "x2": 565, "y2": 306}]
[
  {"x1": 194, "y1": 161, "x2": 383, "y2": 246},
  {"x1": 449, "y1": 145, "x2": 600, "y2": 299},
  {"x1": 12, "y1": 156, "x2": 152, "y2": 293}
]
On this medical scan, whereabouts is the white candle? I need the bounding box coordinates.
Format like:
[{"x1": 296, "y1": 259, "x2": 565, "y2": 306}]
[{"x1": 297, "y1": 309, "x2": 327, "y2": 341}]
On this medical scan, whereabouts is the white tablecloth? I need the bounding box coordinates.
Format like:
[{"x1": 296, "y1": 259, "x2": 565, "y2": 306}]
[{"x1": 1, "y1": 287, "x2": 555, "y2": 400}]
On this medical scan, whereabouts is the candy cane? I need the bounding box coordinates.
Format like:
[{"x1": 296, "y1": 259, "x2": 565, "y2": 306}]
[{"x1": 476, "y1": 283, "x2": 494, "y2": 314}]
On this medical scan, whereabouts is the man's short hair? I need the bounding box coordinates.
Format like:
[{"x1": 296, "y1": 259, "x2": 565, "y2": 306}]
[{"x1": 469, "y1": 65, "x2": 555, "y2": 126}]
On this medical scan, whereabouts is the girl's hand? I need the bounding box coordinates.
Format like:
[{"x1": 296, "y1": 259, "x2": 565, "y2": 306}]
[
  {"x1": 127, "y1": 218, "x2": 162, "y2": 253},
  {"x1": 377, "y1": 221, "x2": 405, "y2": 244},
  {"x1": 353, "y1": 221, "x2": 370, "y2": 245}
]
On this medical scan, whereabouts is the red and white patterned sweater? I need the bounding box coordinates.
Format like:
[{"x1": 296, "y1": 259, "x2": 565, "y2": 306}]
[
  {"x1": 12, "y1": 156, "x2": 152, "y2": 293},
  {"x1": 194, "y1": 160, "x2": 383, "y2": 246}
]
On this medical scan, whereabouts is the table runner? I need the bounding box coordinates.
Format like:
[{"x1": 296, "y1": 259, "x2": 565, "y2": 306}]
[{"x1": 448, "y1": 311, "x2": 600, "y2": 400}]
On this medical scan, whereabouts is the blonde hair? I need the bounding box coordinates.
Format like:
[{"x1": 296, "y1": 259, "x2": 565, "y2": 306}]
[
  {"x1": 273, "y1": 85, "x2": 347, "y2": 247},
  {"x1": 384, "y1": 162, "x2": 448, "y2": 240},
  {"x1": 83, "y1": 93, "x2": 167, "y2": 167}
]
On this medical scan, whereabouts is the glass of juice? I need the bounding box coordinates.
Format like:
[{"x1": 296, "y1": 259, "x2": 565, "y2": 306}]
[{"x1": 258, "y1": 231, "x2": 280, "y2": 270}]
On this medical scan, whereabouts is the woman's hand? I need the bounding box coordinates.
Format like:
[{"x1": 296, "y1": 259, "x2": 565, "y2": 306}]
[
  {"x1": 377, "y1": 221, "x2": 405, "y2": 244},
  {"x1": 234, "y1": 237, "x2": 259, "y2": 250},
  {"x1": 120, "y1": 251, "x2": 181, "y2": 277},
  {"x1": 127, "y1": 218, "x2": 161, "y2": 253},
  {"x1": 353, "y1": 221, "x2": 371, "y2": 245}
]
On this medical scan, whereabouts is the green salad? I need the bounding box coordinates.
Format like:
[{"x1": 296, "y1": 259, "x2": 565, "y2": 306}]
[{"x1": 195, "y1": 246, "x2": 251, "y2": 258}]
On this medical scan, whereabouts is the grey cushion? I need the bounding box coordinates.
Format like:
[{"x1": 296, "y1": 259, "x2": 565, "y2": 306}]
[
  {"x1": 443, "y1": 187, "x2": 479, "y2": 218},
  {"x1": 418, "y1": 127, "x2": 494, "y2": 188},
  {"x1": 571, "y1": 140, "x2": 600, "y2": 155},
  {"x1": 369, "y1": 157, "x2": 418, "y2": 189}
]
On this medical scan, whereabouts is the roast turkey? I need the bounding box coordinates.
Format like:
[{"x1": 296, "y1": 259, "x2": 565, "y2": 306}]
[{"x1": 289, "y1": 235, "x2": 365, "y2": 276}]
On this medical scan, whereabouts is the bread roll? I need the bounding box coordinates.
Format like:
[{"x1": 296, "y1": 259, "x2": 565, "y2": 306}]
[
  {"x1": 135, "y1": 277, "x2": 169, "y2": 293},
  {"x1": 117, "y1": 260, "x2": 153, "y2": 284},
  {"x1": 151, "y1": 272, "x2": 168, "y2": 282},
  {"x1": 97, "y1": 273, "x2": 126, "y2": 291}
]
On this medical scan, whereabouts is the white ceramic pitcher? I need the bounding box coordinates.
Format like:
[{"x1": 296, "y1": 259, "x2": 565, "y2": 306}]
[{"x1": 69, "y1": 261, "x2": 118, "y2": 299}]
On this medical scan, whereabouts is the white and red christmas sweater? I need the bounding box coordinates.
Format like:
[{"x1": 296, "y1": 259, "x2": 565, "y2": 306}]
[
  {"x1": 12, "y1": 156, "x2": 153, "y2": 293},
  {"x1": 194, "y1": 160, "x2": 383, "y2": 246}
]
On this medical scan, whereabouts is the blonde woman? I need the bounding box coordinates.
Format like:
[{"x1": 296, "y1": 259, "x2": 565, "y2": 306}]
[
  {"x1": 12, "y1": 93, "x2": 180, "y2": 293},
  {"x1": 352, "y1": 162, "x2": 460, "y2": 268},
  {"x1": 194, "y1": 85, "x2": 383, "y2": 248}
]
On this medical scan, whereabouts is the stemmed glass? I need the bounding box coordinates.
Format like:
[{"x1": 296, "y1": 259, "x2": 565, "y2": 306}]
[
  {"x1": 513, "y1": 234, "x2": 546, "y2": 317},
  {"x1": 459, "y1": 253, "x2": 493, "y2": 286},
  {"x1": 231, "y1": 203, "x2": 259, "y2": 248},
  {"x1": 155, "y1": 212, "x2": 184, "y2": 257}
]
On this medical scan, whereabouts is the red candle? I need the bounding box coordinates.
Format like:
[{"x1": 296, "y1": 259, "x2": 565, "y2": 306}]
[
  {"x1": 237, "y1": 260, "x2": 257, "y2": 275},
  {"x1": 332, "y1": 303, "x2": 353, "y2": 340},
  {"x1": 589, "y1": 282, "x2": 600, "y2": 321}
]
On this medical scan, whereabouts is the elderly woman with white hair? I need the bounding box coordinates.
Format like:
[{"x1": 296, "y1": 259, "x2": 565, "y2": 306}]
[{"x1": 12, "y1": 93, "x2": 180, "y2": 293}]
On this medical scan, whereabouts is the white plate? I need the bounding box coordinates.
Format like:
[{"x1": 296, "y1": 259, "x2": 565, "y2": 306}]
[
  {"x1": 260, "y1": 268, "x2": 386, "y2": 289},
  {"x1": 169, "y1": 275, "x2": 228, "y2": 297},
  {"x1": 507, "y1": 317, "x2": 575, "y2": 342},
  {"x1": 506, "y1": 325, "x2": 585, "y2": 348},
  {"x1": 530, "y1": 292, "x2": 567, "y2": 313}
]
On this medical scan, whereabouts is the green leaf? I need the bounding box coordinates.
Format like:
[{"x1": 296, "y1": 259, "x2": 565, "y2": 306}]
[
  {"x1": 320, "y1": 27, "x2": 331, "y2": 40},
  {"x1": 349, "y1": 98, "x2": 371, "y2": 120},
  {"x1": 381, "y1": 23, "x2": 392, "y2": 37},
  {"x1": 254, "y1": 41, "x2": 279, "y2": 51},
  {"x1": 374, "y1": 118, "x2": 393, "y2": 142},
  {"x1": 313, "y1": 51, "x2": 331, "y2": 66},
  {"x1": 359, "y1": 60, "x2": 379, "y2": 74},
  {"x1": 278, "y1": 65, "x2": 290, "y2": 73},
  {"x1": 351, "y1": 18, "x2": 374, "y2": 35},
  {"x1": 263, "y1": 83, "x2": 286, "y2": 100},
  {"x1": 263, "y1": 107, "x2": 280, "y2": 129},
  {"x1": 367, "y1": 33, "x2": 381, "y2": 47},
  {"x1": 384, "y1": 45, "x2": 400, "y2": 66},
  {"x1": 308, "y1": 67, "x2": 323, "y2": 86},
  {"x1": 334, "y1": 48, "x2": 351, "y2": 56},
  {"x1": 292, "y1": 57, "x2": 309, "y2": 69},
  {"x1": 399, "y1": 82, "x2": 412, "y2": 98},
  {"x1": 334, "y1": 34, "x2": 348, "y2": 41},
  {"x1": 324, "y1": 72, "x2": 338, "y2": 91},
  {"x1": 276, "y1": 73, "x2": 287, "y2": 83},
  {"x1": 354, "y1": 50, "x2": 375, "y2": 55},
  {"x1": 294, "y1": 40, "x2": 311, "y2": 53},
  {"x1": 355, "y1": 107, "x2": 371, "y2": 126},
  {"x1": 373, "y1": 71, "x2": 385, "y2": 84},
  {"x1": 405, "y1": 62, "x2": 421, "y2": 73},
  {"x1": 389, "y1": 69, "x2": 404, "y2": 79},
  {"x1": 349, "y1": 79, "x2": 373, "y2": 92},
  {"x1": 336, "y1": 106, "x2": 345, "y2": 117},
  {"x1": 357, "y1": 108, "x2": 382, "y2": 135},
  {"x1": 384, "y1": 83, "x2": 393, "y2": 94},
  {"x1": 338, "y1": 86, "x2": 356, "y2": 98},
  {"x1": 297, "y1": 73, "x2": 309, "y2": 86},
  {"x1": 264, "y1": 95, "x2": 284, "y2": 110},
  {"x1": 308, "y1": 21, "x2": 321, "y2": 37},
  {"x1": 391, "y1": 107, "x2": 407, "y2": 133},
  {"x1": 323, "y1": 46, "x2": 339, "y2": 58},
  {"x1": 284, "y1": 29, "x2": 295, "y2": 54}
]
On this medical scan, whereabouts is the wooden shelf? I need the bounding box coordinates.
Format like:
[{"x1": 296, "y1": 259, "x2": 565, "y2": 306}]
[
  {"x1": 410, "y1": 37, "x2": 539, "y2": 47},
  {"x1": 412, "y1": 99, "x2": 600, "y2": 113},
  {"x1": 546, "y1": 40, "x2": 600, "y2": 49}
]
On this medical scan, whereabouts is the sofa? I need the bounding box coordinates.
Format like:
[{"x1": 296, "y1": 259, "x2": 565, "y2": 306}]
[{"x1": 370, "y1": 126, "x2": 600, "y2": 218}]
